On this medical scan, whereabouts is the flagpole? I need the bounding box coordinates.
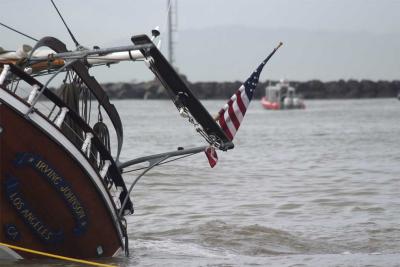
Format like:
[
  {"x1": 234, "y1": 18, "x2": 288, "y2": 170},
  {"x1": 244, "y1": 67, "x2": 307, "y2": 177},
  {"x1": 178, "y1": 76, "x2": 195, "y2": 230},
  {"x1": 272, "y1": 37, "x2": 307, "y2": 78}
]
[{"x1": 214, "y1": 42, "x2": 283, "y2": 121}]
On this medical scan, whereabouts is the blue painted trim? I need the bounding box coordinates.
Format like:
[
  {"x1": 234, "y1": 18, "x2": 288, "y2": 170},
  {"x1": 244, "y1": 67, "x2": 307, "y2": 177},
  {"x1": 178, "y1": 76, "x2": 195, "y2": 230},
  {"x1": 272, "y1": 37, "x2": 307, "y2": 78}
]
[
  {"x1": 4, "y1": 176, "x2": 64, "y2": 244},
  {"x1": 14, "y1": 152, "x2": 88, "y2": 236}
]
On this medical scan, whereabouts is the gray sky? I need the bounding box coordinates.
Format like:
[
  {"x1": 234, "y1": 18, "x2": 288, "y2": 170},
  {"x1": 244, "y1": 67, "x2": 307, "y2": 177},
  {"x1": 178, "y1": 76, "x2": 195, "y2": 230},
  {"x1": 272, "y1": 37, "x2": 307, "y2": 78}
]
[{"x1": 1, "y1": 0, "x2": 399, "y2": 82}]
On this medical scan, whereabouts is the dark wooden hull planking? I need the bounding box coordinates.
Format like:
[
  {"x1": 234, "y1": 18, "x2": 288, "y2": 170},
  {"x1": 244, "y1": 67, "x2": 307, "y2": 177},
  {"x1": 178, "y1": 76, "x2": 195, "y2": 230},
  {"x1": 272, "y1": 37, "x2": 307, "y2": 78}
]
[{"x1": 0, "y1": 101, "x2": 123, "y2": 259}]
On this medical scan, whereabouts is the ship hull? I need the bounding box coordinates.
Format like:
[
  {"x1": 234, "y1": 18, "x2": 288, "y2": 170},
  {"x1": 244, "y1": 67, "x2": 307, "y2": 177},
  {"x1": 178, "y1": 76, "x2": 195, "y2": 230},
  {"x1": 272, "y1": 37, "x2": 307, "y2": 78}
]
[
  {"x1": 261, "y1": 97, "x2": 305, "y2": 110},
  {"x1": 0, "y1": 91, "x2": 124, "y2": 259},
  {"x1": 260, "y1": 97, "x2": 280, "y2": 110}
]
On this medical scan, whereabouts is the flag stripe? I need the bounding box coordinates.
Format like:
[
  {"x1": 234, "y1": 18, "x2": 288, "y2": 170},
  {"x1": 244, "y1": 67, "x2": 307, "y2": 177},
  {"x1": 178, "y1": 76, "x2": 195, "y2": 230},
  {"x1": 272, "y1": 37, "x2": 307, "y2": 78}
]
[
  {"x1": 232, "y1": 101, "x2": 244, "y2": 122},
  {"x1": 235, "y1": 89, "x2": 246, "y2": 115},
  {"x1": 224, "y1": 112, "x2": 237, "y2": 137},
  {"x1": 241, "y1": 90, "x2": 250, "y2": 107},
  {"x1": 205, "y1": 146, "x2": 218, "y2": 168},
  {"x1": 228, "y1": 104, "x2": 240, "y2": 130},
  {"x1": 218, "y1": 115, "x2": 233, "y2": 140}
]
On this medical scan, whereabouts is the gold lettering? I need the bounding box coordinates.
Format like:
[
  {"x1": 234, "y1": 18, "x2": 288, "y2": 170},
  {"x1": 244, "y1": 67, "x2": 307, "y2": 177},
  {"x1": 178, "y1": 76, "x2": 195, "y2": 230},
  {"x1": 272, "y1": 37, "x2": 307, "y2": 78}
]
[
  {"x1": 72, "y1": 201, "x2": 79, "y2": 210},
  {"x1": 77, "y1": 211, "x2": 86, "y2": 219},
  {"x1": 21, "y1": 209, "x2": 37, "y2": 226},
  {"x1": 36, "y1": 160, "x2": 61, "y2": 185},
  {"x1": 48, "y1": 171, "x2": 61, "y2": 185},
  {"x1": 7, "y1": 226, "x2": 18, "y2": 240},
  {"x1": 40, "y1": 228, "x2": 48, "y2": 237},
  {"x1": 67, "y1": 194, "x2": 86, "y2": 218},
  {"x1": 60, "y1": 186, "x2": 68, "y2": 193},
  {"x1": 36, "y1": 224, "x2": 44, "y2": 233},
  {"x1": 36, "y1": 161, "x2": 48, "y2": 173},
  {"x1": 33, "y1": 221, "x2": 41, "y2": 229},
  {"x1": 60, "y1": 187, "x2": 87, "y2": 219},
  {"x1": 21, "y1": 209, "x2": 52, "y2": 239},
  {"x1": 68, "y1": 194, "x2": 77, "y2": 205},
  {"x1": 36, "y1": 161, "x2": 53, "y2": 177},
  {"x1": 35, "y1": 160, "x2": 44, "y2": 169},
  {"x1": 64, "y1": 190, "x2": 73, "y2": 200},
  {"x1": 45, "y1": 232, "x2": 52, "y2": 240},
  {"x1": 12, "y1": 196, "x2": 24, "y2": 210},
  {"x1": 43, "y1": 166, "x2": 51, "y2": 175}
]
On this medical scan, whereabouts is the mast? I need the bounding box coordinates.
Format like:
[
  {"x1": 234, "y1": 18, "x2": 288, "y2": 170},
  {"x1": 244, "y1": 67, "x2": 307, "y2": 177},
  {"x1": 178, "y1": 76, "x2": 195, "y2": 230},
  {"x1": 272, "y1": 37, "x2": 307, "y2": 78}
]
[{"x1": 167, "y1": 0, "x2": 177, "y2": 67}]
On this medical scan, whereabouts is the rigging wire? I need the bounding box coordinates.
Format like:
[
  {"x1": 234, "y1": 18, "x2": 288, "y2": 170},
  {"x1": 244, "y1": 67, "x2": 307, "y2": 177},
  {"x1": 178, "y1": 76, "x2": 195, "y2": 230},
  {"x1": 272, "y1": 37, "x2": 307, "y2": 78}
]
[
  {"x1": 49, "y1": 0, "x2": 80, "y2": 48},
  {"x1": 0, "y1": 22, "x2": 38, "y2": 42}
]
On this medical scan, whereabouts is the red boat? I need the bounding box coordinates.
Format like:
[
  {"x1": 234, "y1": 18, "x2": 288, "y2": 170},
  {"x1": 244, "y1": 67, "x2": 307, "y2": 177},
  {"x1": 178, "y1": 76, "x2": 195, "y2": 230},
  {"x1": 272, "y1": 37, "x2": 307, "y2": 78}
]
[
  {"x1": 261, "y1": 80, "x2": 305, "y2": 110},
  {"x1": 261, "y1": 97, "x2": 281, "y2": 110}
]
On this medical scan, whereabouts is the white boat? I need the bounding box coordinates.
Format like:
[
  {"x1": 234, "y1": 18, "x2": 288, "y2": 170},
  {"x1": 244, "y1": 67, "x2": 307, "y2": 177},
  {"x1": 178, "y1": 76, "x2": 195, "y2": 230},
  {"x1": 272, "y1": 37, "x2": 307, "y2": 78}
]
[{"x1": 261, "y1": 79, "x2": 305, "y2": 110}]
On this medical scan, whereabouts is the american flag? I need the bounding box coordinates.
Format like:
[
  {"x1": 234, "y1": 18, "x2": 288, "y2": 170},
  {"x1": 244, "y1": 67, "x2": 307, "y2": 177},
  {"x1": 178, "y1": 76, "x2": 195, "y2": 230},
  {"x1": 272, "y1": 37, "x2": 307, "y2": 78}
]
[
  {"x1": 218, "y1": 43, "x2": 282, "y2": 140},
  {"x1": 205, "y1": 43, "x2": 282, "y2": 168},
  {"x1": 204, "y1": 146, "x2": 218, "y2": 168}
]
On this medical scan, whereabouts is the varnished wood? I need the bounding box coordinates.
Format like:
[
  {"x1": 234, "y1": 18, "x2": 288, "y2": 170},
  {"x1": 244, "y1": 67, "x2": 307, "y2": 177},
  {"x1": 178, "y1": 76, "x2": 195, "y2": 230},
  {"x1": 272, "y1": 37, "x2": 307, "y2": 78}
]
[{"x1": 0, "y1": 102, "x2": 123, "y2": 259}]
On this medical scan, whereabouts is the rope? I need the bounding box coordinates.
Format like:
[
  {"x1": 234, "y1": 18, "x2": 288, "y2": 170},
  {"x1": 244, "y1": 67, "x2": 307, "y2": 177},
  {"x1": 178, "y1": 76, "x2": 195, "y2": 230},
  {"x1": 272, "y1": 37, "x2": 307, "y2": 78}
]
[
  {"x1": 0, "y1": 242, "x2": 116, "y2": 267},
  {"x1": 92, "y1": 120, "x2": 112, "y2": 184},
  {"x1": 60, "y1": 82, "x2": 84, "y2": 146},
  {"x1": 80, "y1": 83, "x2": 92, "y2": 124},
  {"x1": 93, "y1": 121, "x2": 111, "y2": 153}
]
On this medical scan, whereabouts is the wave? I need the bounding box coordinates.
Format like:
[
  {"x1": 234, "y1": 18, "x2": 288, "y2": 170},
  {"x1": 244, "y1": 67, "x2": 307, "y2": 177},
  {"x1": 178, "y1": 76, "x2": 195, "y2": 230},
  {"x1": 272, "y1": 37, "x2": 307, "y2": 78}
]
[{"x1": 133, "y1": 220, "x2": 343, "y2": 256}]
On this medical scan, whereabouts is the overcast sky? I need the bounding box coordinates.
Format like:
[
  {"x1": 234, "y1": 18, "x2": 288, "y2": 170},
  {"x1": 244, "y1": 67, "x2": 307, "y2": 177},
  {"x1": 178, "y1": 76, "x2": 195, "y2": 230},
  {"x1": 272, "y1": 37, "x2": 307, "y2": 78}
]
[{"x1": 1, "y1": 0, "x2": 399, "y2": 82}]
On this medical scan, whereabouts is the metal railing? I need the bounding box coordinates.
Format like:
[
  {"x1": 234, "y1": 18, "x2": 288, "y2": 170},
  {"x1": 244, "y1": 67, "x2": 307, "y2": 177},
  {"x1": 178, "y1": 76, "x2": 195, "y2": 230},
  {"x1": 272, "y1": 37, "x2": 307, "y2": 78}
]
[{"x1": 1, "y1": 63, "x2": 133, "y2": 215}]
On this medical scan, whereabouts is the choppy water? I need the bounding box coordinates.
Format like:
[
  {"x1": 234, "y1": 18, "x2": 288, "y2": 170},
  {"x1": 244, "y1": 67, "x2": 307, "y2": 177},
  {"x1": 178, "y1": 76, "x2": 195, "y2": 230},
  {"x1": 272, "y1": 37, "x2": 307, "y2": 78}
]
[{"x1": 4, "y1": 98, "x2": 400, "y2": 266}]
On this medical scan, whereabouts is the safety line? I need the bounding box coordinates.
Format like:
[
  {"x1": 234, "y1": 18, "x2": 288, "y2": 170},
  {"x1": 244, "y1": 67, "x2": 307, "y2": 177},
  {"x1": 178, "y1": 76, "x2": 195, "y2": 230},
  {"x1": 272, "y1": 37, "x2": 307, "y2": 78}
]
[
  {"x1": 0, "y1": 242, "x2": 117, "y2": 267},
  {"x1": 0, "y1": 22, "x2": 38, "y2": 42}
]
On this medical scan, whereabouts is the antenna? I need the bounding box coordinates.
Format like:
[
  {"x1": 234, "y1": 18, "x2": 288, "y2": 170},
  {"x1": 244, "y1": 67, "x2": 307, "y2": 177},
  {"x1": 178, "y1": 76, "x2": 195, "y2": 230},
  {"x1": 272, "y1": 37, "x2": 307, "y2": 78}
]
[{"x1": 50, "y1": 0, "x2": 80, "y2": 48}]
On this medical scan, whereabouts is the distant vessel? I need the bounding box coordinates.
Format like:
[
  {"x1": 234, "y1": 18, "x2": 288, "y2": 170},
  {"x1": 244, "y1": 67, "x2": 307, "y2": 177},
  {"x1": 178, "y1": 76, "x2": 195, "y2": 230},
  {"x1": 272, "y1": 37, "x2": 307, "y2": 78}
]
[{"x1": 261, "y1": 79, "x2": 305, "y2": 110}]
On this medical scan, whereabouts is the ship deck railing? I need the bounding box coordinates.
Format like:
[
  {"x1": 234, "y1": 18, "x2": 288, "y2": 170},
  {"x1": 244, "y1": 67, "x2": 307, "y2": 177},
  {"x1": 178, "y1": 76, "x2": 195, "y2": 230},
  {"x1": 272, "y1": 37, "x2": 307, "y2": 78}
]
[{"x1": 0, "y1": 63, "x2": 132, "y2": 216}]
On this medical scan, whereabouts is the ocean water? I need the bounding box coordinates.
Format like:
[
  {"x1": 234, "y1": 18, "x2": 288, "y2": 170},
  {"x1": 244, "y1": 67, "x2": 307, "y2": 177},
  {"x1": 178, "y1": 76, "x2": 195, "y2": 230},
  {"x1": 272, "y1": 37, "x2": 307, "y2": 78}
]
[{"x1": 4, "y1": 98, "x2": 400, "y2": 266}]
